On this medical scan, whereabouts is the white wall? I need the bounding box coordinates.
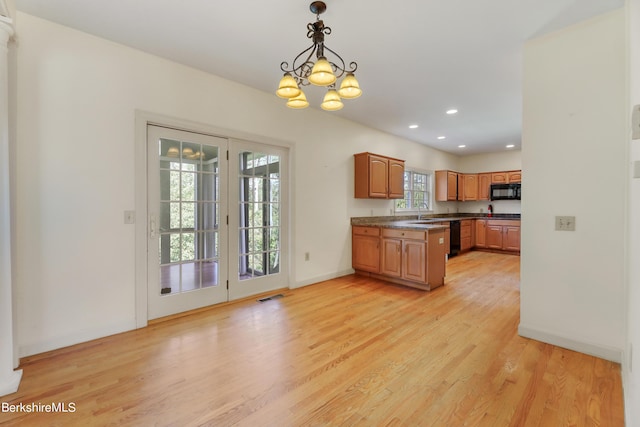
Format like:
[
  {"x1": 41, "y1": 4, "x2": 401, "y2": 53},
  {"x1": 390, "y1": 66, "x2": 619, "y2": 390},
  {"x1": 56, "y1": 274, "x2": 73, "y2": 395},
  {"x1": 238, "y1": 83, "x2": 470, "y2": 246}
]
[
  {"x1": 13, "y1": 13, "x2": 460, "y2": 355},
  {"x1": 520, "y1": 10, "x2": 627, "y2": 362},
  {"x1": 625, "y1": 0, "x2": 640, "y2": 424},
  {"x1": 457, "y1": 150, "x2": 522, "y2": 173}
]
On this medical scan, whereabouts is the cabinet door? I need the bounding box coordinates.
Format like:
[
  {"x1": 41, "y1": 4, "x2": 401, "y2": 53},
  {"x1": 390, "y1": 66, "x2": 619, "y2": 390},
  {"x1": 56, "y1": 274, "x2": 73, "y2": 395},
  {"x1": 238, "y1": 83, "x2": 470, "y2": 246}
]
[
  {"x1": 460, "y1": 221, "x2": 472, "y2": 251},
  {"x1": 380, "y1": 238, "x2": 402, "y2": 277},
  {"x1": 368, "y1": 155, "x2": 389, "y2": 198},
  {"x1": 435, "y1": 170, "x2": 456, "y2": 202},
  {"x1": 475, "y1": 220, "x2": 486, "y2": 248},
  {"x1": 478, "y1": 173, "x2": 491, "y2": 200},
  {"x1": 486, "y1": 225, "x2": 504, "y2": 249},
  {"x1": 507, "y1": 171, "x2": 522, "y2": 183},
  {"x1": 491, "y1": 172, "x2": 507, "y2": 184},
  {"x1": 388, "y1": 159, "x2": 405, "y2": 199},
  {"x1": 503, "y1": 226, "x2": 521, "y2": 251},
  {"x1": 403, "y1": 240, "x2": 427, "y2": 283},
  {"x1": 447, "y1": 171, "x2": 458, "y2": 201},
  {"x1": 352, "y1": 234, "x2": 380, "y2": 273},
  {"x1": 462, "y1": 174, "x2": 478, "y2": 201}
]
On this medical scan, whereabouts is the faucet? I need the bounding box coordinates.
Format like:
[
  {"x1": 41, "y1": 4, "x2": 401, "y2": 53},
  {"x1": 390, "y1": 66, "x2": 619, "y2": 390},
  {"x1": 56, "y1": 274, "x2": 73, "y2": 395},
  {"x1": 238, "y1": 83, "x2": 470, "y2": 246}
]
[{"x1": 417, "y1": 202, "x2": 428, "y2": 220}]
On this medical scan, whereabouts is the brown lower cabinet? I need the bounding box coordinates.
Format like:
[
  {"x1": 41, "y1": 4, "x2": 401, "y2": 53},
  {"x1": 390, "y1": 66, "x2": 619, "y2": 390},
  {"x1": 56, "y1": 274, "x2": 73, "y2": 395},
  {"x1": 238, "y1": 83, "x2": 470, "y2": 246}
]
[
  {"x1": 460, "y1": 220, "x2": 472, "y2": 252},
  {"x1": 480, "y1": 219, "x2": 521, "y2": 253},
  {"x1": 352, "y1": 226, "x2": 381, "y2": 273},
  {"x1": 476, "y1": 220, "x2": 487, "y2": 248},
  {"x1": 381, "y1": 229, "x2": 429, "y2": 283},
  {"x1": 352, "y1": 226, "x2": 446, "y2": 291}
]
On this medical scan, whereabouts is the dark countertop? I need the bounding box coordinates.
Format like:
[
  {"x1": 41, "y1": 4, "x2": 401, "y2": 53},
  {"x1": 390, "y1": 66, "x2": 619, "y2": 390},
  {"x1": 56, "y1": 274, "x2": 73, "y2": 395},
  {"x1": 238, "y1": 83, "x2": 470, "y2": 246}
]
[{"x1": 351, "y1": 214, "x2": 521, "y2": 230}]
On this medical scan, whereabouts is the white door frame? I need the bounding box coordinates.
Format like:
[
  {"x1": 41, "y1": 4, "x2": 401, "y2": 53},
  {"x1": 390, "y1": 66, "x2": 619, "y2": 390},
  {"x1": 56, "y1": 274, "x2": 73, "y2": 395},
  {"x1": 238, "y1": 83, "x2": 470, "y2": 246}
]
[{"x1": 134, "y1": 111, "x2": 293, "y2": 328}]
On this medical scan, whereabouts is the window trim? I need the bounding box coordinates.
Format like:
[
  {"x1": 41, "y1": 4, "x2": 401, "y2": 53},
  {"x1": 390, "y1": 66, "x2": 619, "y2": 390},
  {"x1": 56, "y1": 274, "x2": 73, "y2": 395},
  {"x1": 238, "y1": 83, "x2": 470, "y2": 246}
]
[{"x1": 394, "y1": 168, "x2": 434, "y2": 214}]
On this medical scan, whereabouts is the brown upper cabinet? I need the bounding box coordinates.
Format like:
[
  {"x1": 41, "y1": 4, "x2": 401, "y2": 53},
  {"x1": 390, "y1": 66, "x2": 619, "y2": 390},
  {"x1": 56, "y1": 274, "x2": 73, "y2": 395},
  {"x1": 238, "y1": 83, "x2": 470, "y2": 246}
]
[
  {"x1": 491, "y1": 170, "x2": 522, "y2": 184},
  {"x1": 462, "y1": 174, "x2": 478, "y2": 201},
  {"x1": 478, "y1": 173, "x2": 492, "y2": 200},
  {"x1": 435, "y1": 170, "x2": 458, "y2": 201},
  {"x1": 507, "y1": 171, "x2": 521, "y2": 183},
  {"x1": 437, "y1": 169, "x2": 521, "y2": 202},
  {"x1": 354, "y1": 152, "x2": 405, "y2": 199}
]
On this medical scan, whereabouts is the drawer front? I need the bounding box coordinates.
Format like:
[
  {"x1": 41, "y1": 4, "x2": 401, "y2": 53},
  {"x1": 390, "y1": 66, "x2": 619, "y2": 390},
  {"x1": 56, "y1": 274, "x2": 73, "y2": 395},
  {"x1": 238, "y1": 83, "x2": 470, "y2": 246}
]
[
  {"x1": 381, "y1": 228, "x2": 426, "y2": 240},
  {"x1": 352, "y1": 226, "x2": 380, "y2": 236}
]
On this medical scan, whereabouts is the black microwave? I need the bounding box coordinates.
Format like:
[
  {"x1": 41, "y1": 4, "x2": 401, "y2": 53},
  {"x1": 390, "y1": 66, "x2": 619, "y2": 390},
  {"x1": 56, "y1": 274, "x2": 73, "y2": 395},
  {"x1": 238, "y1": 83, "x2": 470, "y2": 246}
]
[{"x1": 490, "y1": 183, "x2": 521, "y2": 200}]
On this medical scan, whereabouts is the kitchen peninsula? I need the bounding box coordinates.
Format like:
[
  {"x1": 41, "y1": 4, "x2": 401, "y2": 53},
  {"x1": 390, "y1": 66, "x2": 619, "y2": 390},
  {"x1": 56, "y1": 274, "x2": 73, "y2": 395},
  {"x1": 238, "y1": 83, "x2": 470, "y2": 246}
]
[{"x1": 351, "y1": 214, "x2": 521, "y2": 291}]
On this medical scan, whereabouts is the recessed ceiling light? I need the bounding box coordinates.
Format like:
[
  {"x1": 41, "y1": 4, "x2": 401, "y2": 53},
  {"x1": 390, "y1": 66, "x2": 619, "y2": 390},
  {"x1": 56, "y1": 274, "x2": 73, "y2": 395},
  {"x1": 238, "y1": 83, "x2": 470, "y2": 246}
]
[
  {"x1": 506, "y1": 144, "x2": 515, "y2": 148},
  {"x1": 446, "y1": 109, "x2": 458, "y2": 115},
  {"x1": 458, "y1": 145, "x2": 466, "y2": 148},
  {"x1": 437, "y1": 136, "x2": 446, "y2": 140},
  {"x1": 409, "y1": 124, "x2": 419, "y2": 129}
]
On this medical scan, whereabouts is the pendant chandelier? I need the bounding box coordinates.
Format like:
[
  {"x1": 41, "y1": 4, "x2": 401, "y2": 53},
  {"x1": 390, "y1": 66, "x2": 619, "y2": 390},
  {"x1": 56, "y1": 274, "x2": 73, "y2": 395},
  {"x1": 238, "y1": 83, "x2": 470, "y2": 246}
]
[{"x1": 276, "y1": 1, "x2": 362, "y2": 111}]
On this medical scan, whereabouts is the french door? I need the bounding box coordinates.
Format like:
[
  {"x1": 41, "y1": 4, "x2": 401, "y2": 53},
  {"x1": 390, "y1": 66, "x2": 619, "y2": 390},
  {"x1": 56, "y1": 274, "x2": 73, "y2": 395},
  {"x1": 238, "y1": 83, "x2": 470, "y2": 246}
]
[
  {"x1": 146, "y1": 126, "x2": 289, "y2": 319},
  {"x1": 228, "y1": 140, "x2": 289, "y2": 300},
  {"x1": 147, "y1": 126, "x2": 228, "y2": 319}
]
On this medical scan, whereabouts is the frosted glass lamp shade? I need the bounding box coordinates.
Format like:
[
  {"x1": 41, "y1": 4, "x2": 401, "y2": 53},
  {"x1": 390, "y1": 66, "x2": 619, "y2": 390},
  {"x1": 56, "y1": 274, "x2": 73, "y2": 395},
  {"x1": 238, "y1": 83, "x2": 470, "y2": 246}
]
[
  {"x1": 321, "y1": 89, "x2": 343, "y2": 111},
  {"x1": 276, "y1": 73, "x2": 301, "y2": 98},
  {"x1": 286, "y1": 91, "x2": 309, "y2": 109},
  {"x1": 337, "y1": 73, "x2": 362, "y2": 99},
  {"x1": 308, "y1": 57, "x2": 337, "y2": 86}
]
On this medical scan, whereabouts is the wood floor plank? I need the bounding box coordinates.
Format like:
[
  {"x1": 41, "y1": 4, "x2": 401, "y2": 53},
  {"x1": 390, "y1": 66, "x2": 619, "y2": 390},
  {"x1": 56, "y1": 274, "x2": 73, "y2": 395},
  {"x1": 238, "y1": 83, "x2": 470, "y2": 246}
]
[{"x1": 0, "y1": 251, "x2": 624, "y2": 426}]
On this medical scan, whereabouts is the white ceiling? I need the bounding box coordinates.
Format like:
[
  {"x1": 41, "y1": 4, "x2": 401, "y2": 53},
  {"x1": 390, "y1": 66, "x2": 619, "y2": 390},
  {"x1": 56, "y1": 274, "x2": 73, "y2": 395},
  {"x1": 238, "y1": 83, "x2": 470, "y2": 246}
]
[{"x1": 14, "y1": 0, "x2": 623, "y2": 155}]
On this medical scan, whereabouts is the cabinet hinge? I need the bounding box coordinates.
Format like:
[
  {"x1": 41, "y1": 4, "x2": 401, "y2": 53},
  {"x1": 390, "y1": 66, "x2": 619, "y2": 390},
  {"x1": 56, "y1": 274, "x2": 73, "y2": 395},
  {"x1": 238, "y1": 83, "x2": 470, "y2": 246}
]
[
  {"x1": 226, "y1": 215, "x2": 229, "y2": 225},
  {"x1": 226, "y1": 150, "x2": 229, "y2": 161},
  {"x1": 226, "y1": 280, "x2": 229, "y2": 290}
]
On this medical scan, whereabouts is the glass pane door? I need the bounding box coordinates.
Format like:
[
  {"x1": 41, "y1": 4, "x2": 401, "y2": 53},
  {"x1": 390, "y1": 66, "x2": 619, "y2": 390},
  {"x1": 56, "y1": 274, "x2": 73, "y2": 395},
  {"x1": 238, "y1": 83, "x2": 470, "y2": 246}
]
[
  {"x1": 238, "y1": 152, "x2": 280, "y2": 279},
  {"x1": 229, "y1": 141, "x2": 289, "y2": 299},
  {"x1": 147, "y1": 126, "x2": 228, "y2": 319}
]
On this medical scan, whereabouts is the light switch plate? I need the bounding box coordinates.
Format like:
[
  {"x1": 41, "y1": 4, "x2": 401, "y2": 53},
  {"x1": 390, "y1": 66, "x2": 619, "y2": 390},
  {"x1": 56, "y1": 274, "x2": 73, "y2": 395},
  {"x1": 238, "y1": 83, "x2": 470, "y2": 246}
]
[{"x1": 555, "y1": 216, "x2": 575, "y2": 231}]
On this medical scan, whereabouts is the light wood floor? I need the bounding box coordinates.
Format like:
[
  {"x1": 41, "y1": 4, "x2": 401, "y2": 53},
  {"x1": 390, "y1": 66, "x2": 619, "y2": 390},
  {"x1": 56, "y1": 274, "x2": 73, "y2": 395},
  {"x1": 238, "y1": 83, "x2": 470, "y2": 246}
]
[{"x1": 2, "y1": 251, "x2": 623, "y2": 426}]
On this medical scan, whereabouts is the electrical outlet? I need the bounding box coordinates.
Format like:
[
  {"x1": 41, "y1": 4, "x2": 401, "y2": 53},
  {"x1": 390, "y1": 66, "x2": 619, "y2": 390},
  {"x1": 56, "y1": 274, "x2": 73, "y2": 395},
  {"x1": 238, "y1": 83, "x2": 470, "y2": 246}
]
[
  {"x1": 555, "y1": 216, "x2": 575, "y2": 231},
  {"x1": 304, "y1": 252, "x2": 310, "y2": 261}
]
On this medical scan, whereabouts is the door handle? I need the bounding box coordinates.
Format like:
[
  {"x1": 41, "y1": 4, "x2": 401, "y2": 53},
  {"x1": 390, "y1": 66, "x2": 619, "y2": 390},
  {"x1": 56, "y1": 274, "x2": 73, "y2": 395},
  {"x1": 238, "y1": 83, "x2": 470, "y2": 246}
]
[{"x1": 149, "y1": 214, "x2": 158, "y2": 239}]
